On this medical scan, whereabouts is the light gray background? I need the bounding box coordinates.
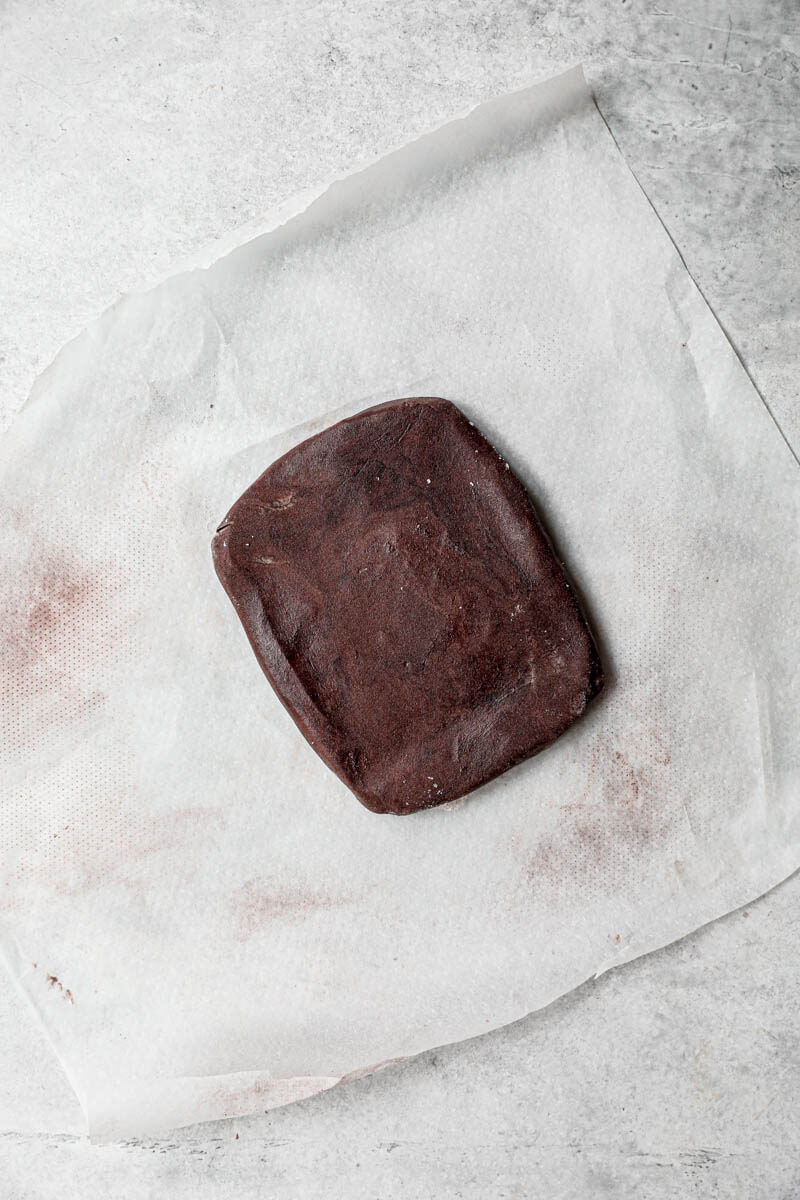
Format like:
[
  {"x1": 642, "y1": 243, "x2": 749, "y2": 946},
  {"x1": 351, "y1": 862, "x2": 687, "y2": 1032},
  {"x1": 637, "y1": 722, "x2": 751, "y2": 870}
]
[{"x1": 1, "y1": 1, "x2": 798, "y2": 1196}]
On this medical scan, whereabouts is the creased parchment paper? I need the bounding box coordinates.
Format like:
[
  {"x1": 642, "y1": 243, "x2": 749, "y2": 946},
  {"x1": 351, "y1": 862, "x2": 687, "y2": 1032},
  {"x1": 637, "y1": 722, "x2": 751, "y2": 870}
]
[{"x1": 1, "y1": 67, "x2": 798, "y2": 1139}]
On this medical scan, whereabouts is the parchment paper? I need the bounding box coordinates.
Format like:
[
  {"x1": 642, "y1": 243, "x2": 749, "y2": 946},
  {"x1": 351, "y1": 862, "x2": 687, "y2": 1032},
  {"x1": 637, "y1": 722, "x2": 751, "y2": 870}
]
[{"x1": 1, "y1": 67, "x2": 798, "y2": 1139}]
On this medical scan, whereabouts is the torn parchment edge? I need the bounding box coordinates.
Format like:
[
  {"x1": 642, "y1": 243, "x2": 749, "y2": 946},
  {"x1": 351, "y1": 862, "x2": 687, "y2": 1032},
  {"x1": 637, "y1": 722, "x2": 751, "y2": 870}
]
[
  {"x1": 85, "y1": 1057, "x2": 414, "y2": 1143},
  {"x1": 17, "y1": 65, "x2": 588, "y2": 426},
  {"x1": 40, "y1": 854, "x2": 800, "y2": 1140},
  {"x1": 17, "y1": 62, "x2": 799, "y2": 476}
]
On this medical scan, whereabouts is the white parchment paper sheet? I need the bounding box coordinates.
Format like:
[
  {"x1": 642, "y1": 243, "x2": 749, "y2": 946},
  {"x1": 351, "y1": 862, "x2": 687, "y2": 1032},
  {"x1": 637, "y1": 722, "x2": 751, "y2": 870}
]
[{"x1": 1, "y1": 67, "x2": 798, "y2": 1138}]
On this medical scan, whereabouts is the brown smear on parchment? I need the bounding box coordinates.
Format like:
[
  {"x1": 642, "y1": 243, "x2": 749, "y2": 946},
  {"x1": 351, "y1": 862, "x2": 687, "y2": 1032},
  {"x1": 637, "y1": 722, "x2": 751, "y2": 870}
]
[
  {"x1": 43, "y1": 971, "x2": 75, "y2": 1004},
  {"x1": 0, "y1": 538, "x2": 223, "y2": 908},
  {"x1": 525, "y1": 723, "x2": 677, "y2": 899},
  {"x1": 231, "y1": 878, "x2": 353, "y2": 941},
  {"x1": 2, "y1": 797, "x2": 223, "y2": 906},
  {"x1": 0, "y1": 546, "x2": 123, "y2": 729}
]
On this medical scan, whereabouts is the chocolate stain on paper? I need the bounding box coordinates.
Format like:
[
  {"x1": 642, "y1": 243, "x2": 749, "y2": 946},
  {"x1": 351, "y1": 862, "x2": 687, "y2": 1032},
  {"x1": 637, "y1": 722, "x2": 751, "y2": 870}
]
[
  {"x1": 525, "y1": 722, "x2": 677, "y2": 897},
  {"x1": 231, "y1": 877, "x2": 353, "y2": 941},
  {"x1": 0, "y1": 547, "x2": 119, "y2": 728}
]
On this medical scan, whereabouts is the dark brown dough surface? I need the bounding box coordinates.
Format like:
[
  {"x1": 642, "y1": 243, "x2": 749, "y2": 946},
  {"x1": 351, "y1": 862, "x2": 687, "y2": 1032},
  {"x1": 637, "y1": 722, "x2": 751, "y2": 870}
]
[{"x1": 213, "y1": 398, "x2": 603, "y2": 814}]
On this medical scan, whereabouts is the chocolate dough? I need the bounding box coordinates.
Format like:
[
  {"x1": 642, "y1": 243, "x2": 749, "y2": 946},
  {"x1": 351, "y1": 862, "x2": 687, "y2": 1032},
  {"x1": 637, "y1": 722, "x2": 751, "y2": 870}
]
[{"x1": 213, "y1": 398, "x2": 603, "y2": 814}]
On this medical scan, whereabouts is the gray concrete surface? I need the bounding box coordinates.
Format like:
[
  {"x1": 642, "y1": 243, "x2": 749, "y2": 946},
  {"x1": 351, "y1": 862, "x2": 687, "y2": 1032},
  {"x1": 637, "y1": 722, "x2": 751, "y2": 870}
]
[{"x1": 1, "y1": 0, "x2": 798, "y2": 1195}]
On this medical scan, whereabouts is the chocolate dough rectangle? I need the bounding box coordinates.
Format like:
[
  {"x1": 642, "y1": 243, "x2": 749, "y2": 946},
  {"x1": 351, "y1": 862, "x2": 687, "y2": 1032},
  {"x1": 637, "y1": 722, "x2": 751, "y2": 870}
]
[{"x1": 213, "y1": 398, "x2": 603, "y2": 813}]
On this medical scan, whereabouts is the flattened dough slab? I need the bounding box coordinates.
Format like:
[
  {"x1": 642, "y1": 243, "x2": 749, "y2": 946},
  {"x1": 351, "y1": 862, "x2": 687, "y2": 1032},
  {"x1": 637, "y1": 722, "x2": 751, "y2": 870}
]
[{"x1": 213, "y1": 397, "x2": 603, "y2": 813}]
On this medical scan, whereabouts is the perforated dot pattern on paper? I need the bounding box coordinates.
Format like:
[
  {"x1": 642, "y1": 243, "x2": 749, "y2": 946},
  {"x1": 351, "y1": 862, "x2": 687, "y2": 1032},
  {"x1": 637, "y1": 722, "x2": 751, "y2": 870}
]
[{"x1": 0, "y1": 69, "x2": 797, "y2": 1136}]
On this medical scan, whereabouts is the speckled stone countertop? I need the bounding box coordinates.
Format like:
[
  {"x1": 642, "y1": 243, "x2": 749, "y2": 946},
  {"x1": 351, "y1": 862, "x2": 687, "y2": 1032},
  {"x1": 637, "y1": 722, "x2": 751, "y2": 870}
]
[{"x1": 1, "y1": 1, "x2": 798, "y2": 1196}]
